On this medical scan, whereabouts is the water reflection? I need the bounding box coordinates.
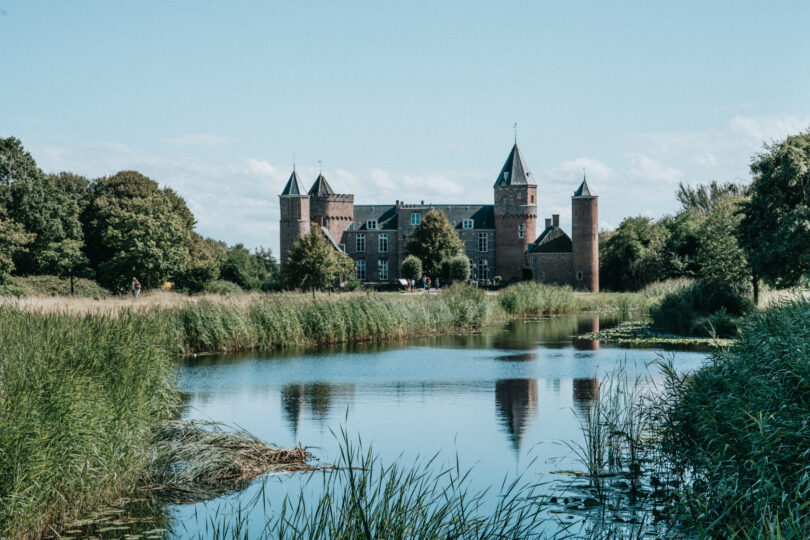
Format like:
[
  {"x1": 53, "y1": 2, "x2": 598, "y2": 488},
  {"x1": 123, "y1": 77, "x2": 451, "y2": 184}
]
[
  {"x1": 572, "y1": 316, "x2": 601, "y2": 351},
  {"x1": 494, "y1": 379, "x2": 538, "y2": 453},
  {"x1": 281, "y1": 383, "x2": 355, "y2": 438},
  {"x1": 572, "y1": 377, "x2": 600, "y2": 416}
]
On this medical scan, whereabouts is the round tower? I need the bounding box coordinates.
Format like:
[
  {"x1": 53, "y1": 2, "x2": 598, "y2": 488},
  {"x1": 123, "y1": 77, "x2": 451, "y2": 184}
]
[
  {"x1": 493, "y1": 143, "x2": 538, "y2": 281},
  {"x1": 571, "y1": 177, "x2": 598, "y2": 292},
  {"x1": 279, "y1": 169, "x2": 310, "y2": 267},
  {"x1": 308, "y1": 173, "x2": 354, "y2": 245}
]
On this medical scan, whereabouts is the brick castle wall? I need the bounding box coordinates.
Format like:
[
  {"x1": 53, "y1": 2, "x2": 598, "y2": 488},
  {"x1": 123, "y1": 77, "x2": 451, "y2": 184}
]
[
  {"x1": 279, "y1": 195, "x2": 310, "y2": 266},
  {"x1": 310, "y1": 194, "x2": 354, "y2": 244},
  {"x1": 494, "y1": 185, "x2": 537, "y2": 280},
  {"x1": 572, "y1": 195, "x2": 599, "y2": 292}
]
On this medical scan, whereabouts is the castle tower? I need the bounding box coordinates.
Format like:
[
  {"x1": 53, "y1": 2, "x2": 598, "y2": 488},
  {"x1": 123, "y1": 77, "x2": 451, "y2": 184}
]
[
  {"x1": 279, "y1": 169, "x2": 310, "y2": 267},
  {"x1": 571, "y1": 177, "x2": 599, "y2": 292},
  {"x1": 494, "y1": 143, "x2": 537, "y2": 280},
  {"x1": 308, "y1": 173, "x2": 354, "y2": 246}
]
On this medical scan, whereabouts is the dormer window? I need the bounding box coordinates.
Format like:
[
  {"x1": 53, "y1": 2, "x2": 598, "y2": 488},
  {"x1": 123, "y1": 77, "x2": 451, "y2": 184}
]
[
  {"x1": 366, "y1": 220, "x2": 377, "y2": 230},
  {"x1": 463, "y1": 219, "x2": 474, "y2": 230},
  {"x1": 503, "y1": 172, "x2": 509, "y2": 181}
]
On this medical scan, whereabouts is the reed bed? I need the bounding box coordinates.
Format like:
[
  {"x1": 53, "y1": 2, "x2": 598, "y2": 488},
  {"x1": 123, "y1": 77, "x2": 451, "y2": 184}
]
[
  {"x1": 0, "y1": 308, "x2": 179, "y2": 538},
  {"x1": 182, "y1": 429, "x2": 549, "y2": 539}
]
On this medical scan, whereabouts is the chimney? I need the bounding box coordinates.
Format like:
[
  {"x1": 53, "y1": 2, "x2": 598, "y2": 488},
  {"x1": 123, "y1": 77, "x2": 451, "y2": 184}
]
[
  {"x1": 552, "y1": 214, "x2": 560, "y2": 227},
  {"x1": 545, "y1": 218, "x2": 552, "y2": 228},
  {"x1": 421, "y1": 200, "x2": 425, "y2": 205}
]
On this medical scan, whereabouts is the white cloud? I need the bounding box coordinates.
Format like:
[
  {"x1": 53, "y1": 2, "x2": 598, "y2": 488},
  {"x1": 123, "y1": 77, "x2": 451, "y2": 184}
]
[
  {"x1": 245, "y1": 158, "x2": 277, "y2": 177},
  {"x1": 729, "y1": 114, "x2": 810, "y2": 142},
  {"x1": 548, "y1": 157, "x2": 614, "y2": 183},
  {"x1": 629, "y1": 154, "x2": 684, "y2": 185},
  {"x1": 165, "y1": 132, "x2": 236, "y2": 146}
]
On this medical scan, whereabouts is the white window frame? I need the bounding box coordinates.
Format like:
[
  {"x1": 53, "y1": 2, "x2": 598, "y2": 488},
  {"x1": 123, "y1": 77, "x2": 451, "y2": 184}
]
[
  {"x1": 478, "y1": 259, "x2": 489, "y2": 280},
  {"x1": 356, "y1": 260, "x2": 366, "y2": 281},
  {"x1": 518, "y1": 224, "x2": 526, "y2": 239},
  {"x1": 411, "y1": 213, "x2": 421, "y2": 226},
  {"x1": 366, "y1": 219, "x2": 377, "y2": 230},
  {"x1": 379, "y1": 233, "x2": 388, "y2": 253},
  {"x1": 478, "y1": 232, "x2": 488, "y2": 253},
  {"x1": 463, "y1": 219, "x2": 474, "y2": 230},
  {"x1": 378, "y1": 259, "x2": 388, "y2": 281},
  {"x1": 356, "y1": 234, "x2": 366, "y2": 253}
]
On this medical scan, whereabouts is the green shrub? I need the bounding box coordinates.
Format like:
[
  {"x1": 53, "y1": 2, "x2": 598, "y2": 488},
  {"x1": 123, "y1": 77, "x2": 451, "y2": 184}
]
[
  {"x1": 650, "y1": 280, "x2": 753, "y2": 337},
  {"x1": 202, "y1": 279, "x2": 243, "y2": 295},
  {"x1": 445, "y1": 255, "x2": 471, "y2": 283},
  {"x1": 660, "y1": 297, "x2": 810, "y2": 535},
  {"x1": 400, "y1": 255, "x2": 423, "y2": 282}
]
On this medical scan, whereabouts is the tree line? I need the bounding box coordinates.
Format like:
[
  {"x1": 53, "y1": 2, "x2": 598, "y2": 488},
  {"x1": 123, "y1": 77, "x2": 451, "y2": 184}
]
[
  {"x1": 600, "y1": 130, "x2": 810, "y2": 302},
  {"x1": 0, "y1": 137, "x2": 279, "y2": 293}
]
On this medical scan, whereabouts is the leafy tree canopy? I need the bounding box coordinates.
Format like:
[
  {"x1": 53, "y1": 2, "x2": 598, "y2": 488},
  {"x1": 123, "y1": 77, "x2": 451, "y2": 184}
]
[
  {"x1": 740, "y1": 131, "x2": 810, "y2": 287},
  {"x1": 84, "y1": 171, "x2": 194, "y2": 289},
  {"x1": 697, "y1": 197, "x2": 750, "y2": 289},
  {"x1": 405, "y1": 210, "x2": 464, "y2": 277},
  {"x1": 220, "y1": 243, "x2": 280, "y2": 291},
  {"x1": 400, "y1": 255, "x2": 422, "y2": 282},
  {"x1": 284, "y1": 226, "x2": 353, "y2": 290},
  {"x1": 600, "y1": 216, "x2": 668, "y2": 291},
  {"x1": 676, "y1": 180, "x2": 750, "y2": 214},
  {"x1": 176, "y1": 234, "x2": 228, "y2": 292},
  {"x1": 446, "y1": 254, "x2": 471, "y2": 282}
]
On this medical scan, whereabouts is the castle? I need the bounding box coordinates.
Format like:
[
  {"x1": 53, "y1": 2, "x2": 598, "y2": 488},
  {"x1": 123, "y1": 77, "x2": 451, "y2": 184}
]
[{"x1": 279, "y1": 143, "x2": 599, "y2": 291}]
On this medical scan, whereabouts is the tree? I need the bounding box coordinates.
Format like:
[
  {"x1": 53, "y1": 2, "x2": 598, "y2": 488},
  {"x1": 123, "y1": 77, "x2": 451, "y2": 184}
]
[
  {"x1": 84, "y1": 171, "x2": 194, "y2": 290},
  {"x1": 400, "y1": 255, "x2": 422, "y2": 282},
  {"x1": 600, "y1": 216, "x2": 668, "y2": 291},
  {"x1": 662, "y1": 210, "x2": 705, "y2": 279},
  {"x1": 697, "y1": 198, "x2": 750, "y2": 289},
  {"x1": 676, "y1": 180, "x2": 750, "y2": 214},
  {"x1": 220, "y1": 243, "x2": 280, "y2": 291},
  {"x1": 740, "y1": 131, "x2": 810, "y2": 290},
  {"x1": 0, "y1": 210, "x2": 34, "y2": 283},
  {"x1": 0, "y1": 137, "x2": 39, "y2": 188},
  {"x1": 446, "y1": 255, "x2": 471, "y2": 283},
  {"x1": 176, "y1": 234, "x2": 228, "y2": 292},
  {"x1": 283, "y1": 225, "x2": 353, "y2": 291},
  {"x1": 405, "y1": 210, "x2": 464, "y2": 277},
  {"x1": 49, "y1": 172, "x2": 91, "y2": 212}
]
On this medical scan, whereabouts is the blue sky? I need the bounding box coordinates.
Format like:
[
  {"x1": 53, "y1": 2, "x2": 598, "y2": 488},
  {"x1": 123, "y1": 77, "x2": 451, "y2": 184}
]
[{"x1": 2, "y1": 1, "x2": 809, "y2": 253}]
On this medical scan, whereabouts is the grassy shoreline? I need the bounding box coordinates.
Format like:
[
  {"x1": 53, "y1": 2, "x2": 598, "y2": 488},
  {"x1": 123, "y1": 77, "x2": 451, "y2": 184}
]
[{"x1": 0, "y1": 281, "x2": 669, "y2": 537}]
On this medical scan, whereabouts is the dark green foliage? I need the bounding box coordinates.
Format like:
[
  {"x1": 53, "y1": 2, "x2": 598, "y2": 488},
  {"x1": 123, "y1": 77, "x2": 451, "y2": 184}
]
[
  {"x1": 0, "y1": 308, "x2": 179, "y2": 536},
  {"x1": 177, "y1": 235, "x2": 228, "y2": 292},
  {"x1": 696, "y1": 197, "x2": 750, "y2": 288},
  {"x1": 83, "y1": 171, "x2": 194, "y2": 290},
  {"x1": 661, "y1": 210, "x2": 704, "y2": 278},
  {"x1": 0, "y1": 137, "x2": 39, "y2": 188},
  {"x1": 405, "y1": 210, "x2": 465, "y2": 277},
  {"x1": 400, "y1": 254, "x2": 422, "y2": 282},
  {"x1": 283, "y1": 228, "x2": 352, "y2": 290},
  {"x1": 0, "y1": 275, "x2": 109, "y2": 298},
  {"x1": 660, "y1": 297, "x2": 810, "y2": 535},
  {"x1": 220, "y1": 244, "x2": 279, "y2": 291},
  {"x1": 445, "y1": 254, "x2": 471, "y2": 283},
  {"x1": 740, "y1": 131, "x2": 810, "y2": 288},
  {"x1": 49, "y1": 172, "x2": 91, "y2": 212},
  {"x1": 650, "y1": 280, "x2": 753, "y2": 337},
  {"x1": 0, "y1": 210, "x2": 33, "y2": 283},
  {"x1": 676, "y1": 180, "x2": 750, "y2": 214},
  {"x1": 600, "y1": 217, "x2": 668, "y2": 291}
]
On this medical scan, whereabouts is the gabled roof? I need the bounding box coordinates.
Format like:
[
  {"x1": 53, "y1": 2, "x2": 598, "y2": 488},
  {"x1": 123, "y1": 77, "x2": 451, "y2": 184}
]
[
  {"x1": 494, "y1": 143, "x2": 534, "y2": 187},
  {"x1": 353, "y1": 205, "x2": 398, "y2": 230},
  {"x1": 573, "y1": 178, "x2": 595, "y2": 197},
  {"x1": 280, "y1": 170, "x2": 306, "y2": 196},
  {"x1": 529, "y1": 226, "x2": 573, "y2": 254},
  {"x1": 308, "y1": 174, "x2": 335, "y2": 197}
]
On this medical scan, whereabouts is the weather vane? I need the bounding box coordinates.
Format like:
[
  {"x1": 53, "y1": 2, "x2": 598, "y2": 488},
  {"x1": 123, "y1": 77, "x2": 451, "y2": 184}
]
[
  {"x1": 292, "y1": 153, "x2": 296, "y2": 171},
  {"x1": 513, "y1": 122, "x2": 517, "y2": 143},
  {"x1": 318, "y1": 160, "x2": 323, "y2": 174}
]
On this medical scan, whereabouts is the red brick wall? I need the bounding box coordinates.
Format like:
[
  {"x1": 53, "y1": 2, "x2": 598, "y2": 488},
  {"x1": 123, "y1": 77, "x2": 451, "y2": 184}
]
[
  {"x1": 279, "y1": 195, "x2": 310, "y2": 266},
  {"x1": 311, "y1": 194, "x2": 354, "y2": 244},
  {"x1": 530, "y1": 252, "x2": 573, "y2": 285},
  {"x1": 494, "y1": 185, "x2": 537, "y2": 280},
  {"x1": 572, "y1": 196, "x2": 599, "y2": 292}
]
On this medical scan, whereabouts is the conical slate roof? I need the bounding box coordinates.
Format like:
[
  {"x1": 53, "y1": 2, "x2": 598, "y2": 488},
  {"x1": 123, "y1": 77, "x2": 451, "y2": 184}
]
[
  {"x1": 308, "y1": 174, "x2": 335, "y2": 197},
  {"x1": 494, "y1": 143, "x2": 533, "y2": 187},
  {"x1": 573, "y1": 178, "x2": 595, "y2": 197},
  {"x1": 281, "y1": 170, "x2": 306, "y2": 196}
]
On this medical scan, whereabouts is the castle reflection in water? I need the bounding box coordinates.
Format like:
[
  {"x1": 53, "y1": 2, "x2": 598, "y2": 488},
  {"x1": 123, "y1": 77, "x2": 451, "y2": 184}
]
[{"x1": 280, "y1": 315, "x2": 605, "y2": 454}]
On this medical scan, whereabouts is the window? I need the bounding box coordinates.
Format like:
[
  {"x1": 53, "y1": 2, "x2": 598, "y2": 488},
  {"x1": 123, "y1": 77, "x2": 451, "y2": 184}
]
[
  {"x1": 356, "y1": 234, "x2": 366, "y2": 252},
  {"x1": 463, "y1": 219, "x2": 474, "y2": 230},
  {"x1": 530, "y1": 195, "x2": 534, "y2": 203},
  {"x1": 478, "y1": 232, "x2": 488, "y2": 253},
  {"x1": 518, "y1": 224, "x2": 526, "y2": 239},
  {"x1": 378, "y1": 259, "x2": 388, "y2": 281},
  {"x1": 366, "y1": 219, "x2": 377, "y2": 230},
  {"x1": 577, "y1": 271, "x2": 584, "y2": 281},
  {"x1": 411, "y1": 213, "x2": 421, "y2": 226},
  {"x1": 478, "y1": 259, "x2": 489, "y2": 280},
  {"x1": 379, "y1": 233, "x2": 388, "y2": 253},
  {"x1": 517, "y1": 191, "x2": 522, "y2": 200},
  {"x1": 502, "y1": 197, "x2": 507, "y2": 204},
  {"x1": 339, "y1": 244, "x2": 346, "y2": 252},
  {"x1": 356, "y1": 260, "x2": 366, "y2": 281}
]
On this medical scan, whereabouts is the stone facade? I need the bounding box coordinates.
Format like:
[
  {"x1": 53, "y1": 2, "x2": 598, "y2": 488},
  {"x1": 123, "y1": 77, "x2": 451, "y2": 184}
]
[{"x1": 279, "y1": 144, "x2": 599, "y2": 290}]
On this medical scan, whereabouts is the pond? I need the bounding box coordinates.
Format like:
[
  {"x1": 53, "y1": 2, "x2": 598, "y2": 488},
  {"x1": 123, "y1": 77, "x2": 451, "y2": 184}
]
[{"x1": 169, "y1": 313, "x2": 708, "y2": 537}]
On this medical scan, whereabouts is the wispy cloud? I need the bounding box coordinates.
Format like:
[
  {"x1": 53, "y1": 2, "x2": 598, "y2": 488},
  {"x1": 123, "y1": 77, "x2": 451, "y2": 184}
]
[
  {"x1": 729, "y1": 114, "x2": 810, "y2": 142},
  {"x1": 164, "y1": 132, "x2": 237, "y2": 147},
  {"x1": 629, "y1": 154, "x2": 684, "y2": 185}
]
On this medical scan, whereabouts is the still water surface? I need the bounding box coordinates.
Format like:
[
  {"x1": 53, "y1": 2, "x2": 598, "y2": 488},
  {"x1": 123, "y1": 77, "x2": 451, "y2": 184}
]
[{"x1": 170, "y1": 314, "x2": 708, "y2": 536}]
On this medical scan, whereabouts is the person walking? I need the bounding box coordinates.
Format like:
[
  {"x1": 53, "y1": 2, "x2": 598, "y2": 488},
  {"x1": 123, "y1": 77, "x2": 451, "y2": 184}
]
[
  {"x1": 435, "y1": 277, "x2": 440, "y2": 290},
  {"x1": 422, "y1": 275, "x2": 427, "y2": 290},
  {"x1": 131, "y1": 277, "x2": 142, "y2": 298}
]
